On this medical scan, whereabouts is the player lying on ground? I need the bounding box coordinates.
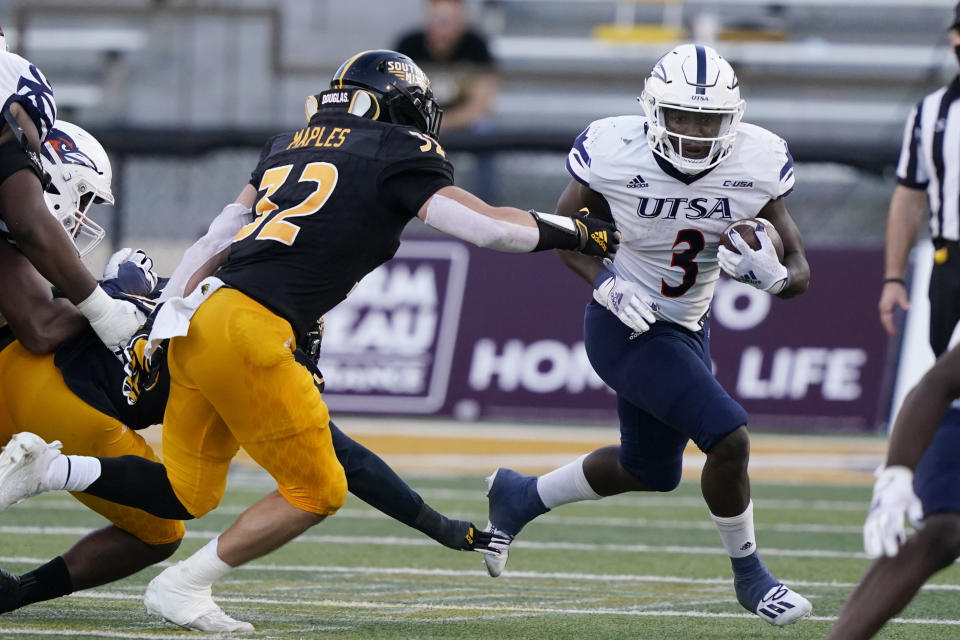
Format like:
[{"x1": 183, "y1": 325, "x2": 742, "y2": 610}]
[
  {"x1": 0, "y1": 49, "x2": 614, "y2": 633},
  {"x1": 828, "y1": 329, "x2": 960, "y2": 639},
  {"x1": 0, "y1": 122, "x2": 504, "y2": 618},
  {"x1": 480, "y1": 43, "x2": 813, "y2": 628}
]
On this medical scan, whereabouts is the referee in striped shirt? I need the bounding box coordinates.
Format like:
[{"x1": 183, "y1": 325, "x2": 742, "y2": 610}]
[{"x1": 880, "y1": 3, "x2": 960, "y2": 356}]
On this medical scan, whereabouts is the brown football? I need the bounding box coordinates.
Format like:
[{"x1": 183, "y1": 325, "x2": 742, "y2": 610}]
[{"x1": 720, "y1": 217, "x2": 785, "y2": 262}]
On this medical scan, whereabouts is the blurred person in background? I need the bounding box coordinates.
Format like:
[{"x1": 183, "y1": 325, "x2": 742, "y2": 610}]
[
  {"x1": 0, "y1": 29, "x2": 141, "y2": 354},
  {"x1": 878, "y1": 3, "x2": 960, "y2": 358},
  {"x1": 0, "y1": 49, "x2": 614, "y2": 632},
  {"x1": 395, "y1": 0, "x2": 500, "y2": 199},
  {"x1": 481, "y1": 43, "x2": 813, "y2": 628}
]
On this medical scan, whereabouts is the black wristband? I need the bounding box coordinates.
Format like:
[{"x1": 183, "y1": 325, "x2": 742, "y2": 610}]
[
  {"x1": 883, "y1": 277, "x2": 907, "y2": 287},
  {"x1": 529, "y1": 210, "x2": 580, "y2": 252}
]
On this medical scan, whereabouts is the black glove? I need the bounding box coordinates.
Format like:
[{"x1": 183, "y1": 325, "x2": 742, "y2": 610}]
[
  {"x1": 571, "y1": 212, "x2": 620, "y2": 258},
  {"x1": 298, "y1": 317, "x2": 324, "y2": 367},
  {"x1": 456, "y1": 522, "x2": 512, "y2": 555}
]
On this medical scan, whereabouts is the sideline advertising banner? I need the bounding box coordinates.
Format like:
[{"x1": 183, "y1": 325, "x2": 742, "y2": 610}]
[{"x1": 322, "y1": 241, "x2": 891, "y2": 432}]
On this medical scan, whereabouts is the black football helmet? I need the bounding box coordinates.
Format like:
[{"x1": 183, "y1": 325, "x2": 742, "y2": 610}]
[{"x1": 331, "y1": 49, "x2": 443, "y2": 139}]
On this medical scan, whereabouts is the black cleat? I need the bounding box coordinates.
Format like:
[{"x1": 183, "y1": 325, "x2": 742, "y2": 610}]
[{"x1": 0, "y1": 567, "x2": 21, "y2": 614}]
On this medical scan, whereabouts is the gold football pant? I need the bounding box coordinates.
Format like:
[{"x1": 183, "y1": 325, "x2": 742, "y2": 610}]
[
  {"x1": 0, "y1": 341, "x2": 184, "y2": 545},
  {"x1": 163, "y1": 287, "x2": 346, "y2": 517}
]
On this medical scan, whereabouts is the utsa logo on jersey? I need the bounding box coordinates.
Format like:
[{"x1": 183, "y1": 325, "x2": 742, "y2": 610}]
[{"x1": 636, "y1": 196, "x2": 731, "y2": 220}]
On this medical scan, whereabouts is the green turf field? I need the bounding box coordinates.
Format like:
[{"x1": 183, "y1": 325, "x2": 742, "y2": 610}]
[{"x1": 0, "y1": 467, "x2": 955, "y2": 639}]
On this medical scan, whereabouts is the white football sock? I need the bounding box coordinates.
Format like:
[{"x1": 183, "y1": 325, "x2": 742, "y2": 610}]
[
  {"x1": 711, "y1": 500, "x2": 757, "y2": 558},
  {"x1": 178, "y1": 536, "x2": 233, "y2": 588},
  {"x1": 536, "y1": 454, "x2": 602, "y2": 509},
  {"x1": 44, "y1": 455, "x2": 101, "y2": 492}
]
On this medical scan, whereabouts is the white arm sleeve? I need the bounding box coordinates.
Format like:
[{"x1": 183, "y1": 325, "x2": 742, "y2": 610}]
[
  {"x1": 159, "y1": 203, "x2": 253, "y2": 301},
  {"x1": 423, "y1": 193, "x2": 538, "y2": 253}
]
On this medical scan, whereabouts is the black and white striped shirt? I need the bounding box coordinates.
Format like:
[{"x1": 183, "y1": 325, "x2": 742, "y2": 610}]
[{"x1": 897, "y1": 76, "x2": 960, "y2": 241}]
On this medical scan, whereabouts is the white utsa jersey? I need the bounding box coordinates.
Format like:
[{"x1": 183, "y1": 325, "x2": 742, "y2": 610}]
[
  {"x1": 567, "y1": 115, "x2": 794, "y2": 331},
  {"x1": 0, "y1": 51, "x2": 55, "y2": 143},
  {"x1": 0, "y1": 53, "x2": 55, "y2": 239}
]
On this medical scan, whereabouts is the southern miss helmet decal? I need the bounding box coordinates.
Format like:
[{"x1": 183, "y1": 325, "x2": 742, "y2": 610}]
[
  {"x1": 327, "y1": 49, "x2": 443, "y2": 139},
  {"x1": 384, "y1": 60, "x2": 430, "y2": 90}
]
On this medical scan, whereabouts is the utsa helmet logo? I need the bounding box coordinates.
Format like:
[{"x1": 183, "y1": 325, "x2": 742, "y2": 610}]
[{"x1": 42, "y1": 132, "x2": 101, "y2": 173}]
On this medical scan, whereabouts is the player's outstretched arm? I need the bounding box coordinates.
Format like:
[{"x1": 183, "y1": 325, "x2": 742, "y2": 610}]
[
  {"x1": 551, "y1": 179, "x2": 659, "y2": 334},
  {"x1": 0, "y1": 238, "x2": 87, "y2": 353},
  {"x1": 887, "y1": 340, "x2": 960, "y2": 472},
  {"x1": 0, "y1": 173, "x2": 141, "y2": 352},
  {"x1": 553, "y1": 178, "x2": 613, "y2": 285},
  {"x1": 418, "y1": 185, "x2": 617, "y2": 258},
  {"x1": 756, "y1": 198, "x2": 809, "y2": 298},
  {"x1": 166, "y1": 185, "x2": 256, "y2": 300}
]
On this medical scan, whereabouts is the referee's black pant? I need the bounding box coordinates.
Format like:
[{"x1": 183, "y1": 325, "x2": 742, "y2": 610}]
[{"x1": 929, "y1": 240, "x2": 960, "y2": 357}]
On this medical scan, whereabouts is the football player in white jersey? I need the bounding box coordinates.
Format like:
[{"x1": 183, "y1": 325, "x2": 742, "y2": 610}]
[
  {"x1": 482, "y1": 44, "x2": 813, "y2": 628},
  {"x1": 0, "y1": 37, "x2": 140, "y2": 354}
]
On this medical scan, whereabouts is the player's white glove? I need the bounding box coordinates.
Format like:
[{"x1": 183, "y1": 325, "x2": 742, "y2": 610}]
[
  {"x1": 76, "y1": 285, "x2": 144, "y2": 355},
  {"x1": 717, "y1": 225, "x2": 789, "y2": 294},
  {"x1": 863, "y1": 465, "x2": 922, "y2": 558},
  {"x1": 593, "y1": 270, "x2": 659, "y2": 334}
]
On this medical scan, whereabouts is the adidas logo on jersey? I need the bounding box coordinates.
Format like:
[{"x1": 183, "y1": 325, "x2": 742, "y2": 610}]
[{"x1": 626, "y1": 174, "x2": 648, "y2": 189}]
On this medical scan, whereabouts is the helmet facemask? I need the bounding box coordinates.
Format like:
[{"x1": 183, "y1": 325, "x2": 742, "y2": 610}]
[
  {"x1": 382, "y1": 81, "x2": 443, "y2": 140},
  {"x1": 640, "y1": 44, "x2": 746, "y2": 175},
  {"x1": 642, "y1": 97, "x2": 743, "y2": 174},
  {"x1": 40, "y1": 122, "x2": 113, "y2": 257}
]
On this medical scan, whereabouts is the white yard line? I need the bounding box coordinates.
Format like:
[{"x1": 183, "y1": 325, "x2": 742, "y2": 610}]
[
  {"x1": 15, "y1": 499, "x2": 865, "y2": 534},
  {"x1": 4, "y1": 556, "x2": 960, "y2": 592},
  {"x1": 10, "y1": 592, "x2": 960, "y2": 628},
  {"x1": 0, "y1": 525, "x2": 869, "y2": 559}
]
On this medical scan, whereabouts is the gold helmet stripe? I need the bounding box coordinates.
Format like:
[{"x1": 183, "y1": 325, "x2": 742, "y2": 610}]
[{"x1": 336, "y1": 49, "x2": 375, "y2": 88}]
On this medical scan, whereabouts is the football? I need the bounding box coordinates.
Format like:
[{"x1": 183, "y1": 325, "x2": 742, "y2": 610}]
[{"x1": 720, "y1": 217, "x2": 785, "y2": 262}]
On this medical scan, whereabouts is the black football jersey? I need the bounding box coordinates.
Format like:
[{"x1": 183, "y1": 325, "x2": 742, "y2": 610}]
[{"x1": 217, "y1": 111, "x2": 454, "y2": 338}]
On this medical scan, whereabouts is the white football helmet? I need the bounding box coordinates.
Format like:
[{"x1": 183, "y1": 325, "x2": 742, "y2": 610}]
[
  {"x1": 40, "y1": 121, "x2": 112, "y2": 256},
  {"x1": 640, "y1": 44, "x2": 745, "y2": 174}
]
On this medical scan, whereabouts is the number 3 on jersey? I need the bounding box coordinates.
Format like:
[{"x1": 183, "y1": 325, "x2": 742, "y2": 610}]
[
  {"x1": 662, "y1": 228, "x2": 705, "y2": 298},
  {"x1": 235, "y1": 162, "x2": 339, "y2": 246}
]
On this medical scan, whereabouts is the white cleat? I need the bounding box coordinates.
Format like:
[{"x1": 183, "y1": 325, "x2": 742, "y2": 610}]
[
  {"x1": 144, "y1": 564, "x2": 254, "y2": 633},
  {"x1": 755, "y1": 584, "x2": 812, "y2": 627},
  {"x1": 481, "y1": 521, "x2": 513, "y2": 578},
  {"x1": 0, "y1": 433, "x2": 63, "y2": 513}
]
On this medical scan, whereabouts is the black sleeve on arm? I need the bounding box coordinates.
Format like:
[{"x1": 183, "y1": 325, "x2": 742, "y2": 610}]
[
  {"x1": 379, "y1": 161, "x2": 454, "y2": 216},
  {"x1": 0, "y1": 139, "x2": 42, "y2": 187},
  {"x1": 248, "y1": 138, "x2": 275, "y2": 187}
]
